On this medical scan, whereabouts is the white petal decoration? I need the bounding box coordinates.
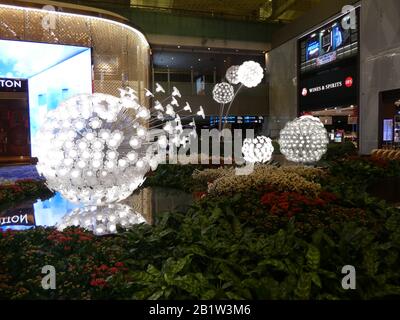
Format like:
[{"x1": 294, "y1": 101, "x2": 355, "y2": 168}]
[
  {"x1": 155, "y1": 83, "x2": 166, "y2": 93},
  {"x1": 197, "y1": 106, "x2": 205, "y2": 119}
]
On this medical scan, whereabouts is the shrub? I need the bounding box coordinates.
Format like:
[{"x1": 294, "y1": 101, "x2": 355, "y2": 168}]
[
  {"x1": 322, "y1": 141, "x2": 357, "y2": 161},
  {"x1": 207, "y1": 165, "x2": 323, "y2": 197},
  {"x1": 0, "y1": 179, "x2": 52, "y2": 205}
]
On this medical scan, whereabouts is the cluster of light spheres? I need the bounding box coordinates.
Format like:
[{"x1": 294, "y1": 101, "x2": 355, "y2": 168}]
[
  {"x1": 237, "y1": 60, "x2": 264, "y2": 88},
  {"x1": 212, "y1": 82, "x2": 235, "y2": 104},
  {"x1": 279, "y1": 115, "x2": 329, "y2": 163},
  {"x1": 36, "y1": 88, "x2": 193, "y2": 206},
  {"x1": 242, "y1": 136, "x2": 274, "y2": 163},
  {"x1": 57, "y1": 204, "x2": 147, "y2": 235},
  {"x1": 225, "y1": 65, "x2": 240, "y2": 85}
]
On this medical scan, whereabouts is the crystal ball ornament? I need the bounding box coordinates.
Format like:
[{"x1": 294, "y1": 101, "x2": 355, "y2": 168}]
[
  {"x1": 225, "y1": 65, "x2": 240, "y2": 85},
  {"x1": 212, "y1": 82, "x2": 235, "y2": 104},
  {"x1": 238, "y1": 61, "x2": 264, "y2": 88},
  {"x1": 242, "y1": 136, "x2": 274, "y2": 163},
  {"x1": 279, "y1": 115, "x2": 329, "y2": 163},
  {"x1": 36, "y1": 93, "x2": 150, "y2": 205},
  {"x1": 57, "y1": 204, "x2": 147, "y2": 235}
]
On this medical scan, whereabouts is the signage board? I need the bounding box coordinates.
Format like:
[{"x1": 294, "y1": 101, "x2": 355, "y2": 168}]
[
  {"x1": 299, "y1": 61, "x2": 357, "y2": 111},
  {"x1": 0, "y1": 78, "x2": 28, "y2": 92}
]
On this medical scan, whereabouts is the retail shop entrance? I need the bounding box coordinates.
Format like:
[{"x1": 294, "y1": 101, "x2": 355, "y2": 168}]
[
  {"x1": 379, "y1": 88, "x2": 400, "y2": 148},
  {"x1": 0, "y1": 79, "x2": 30, "y2": 162}
]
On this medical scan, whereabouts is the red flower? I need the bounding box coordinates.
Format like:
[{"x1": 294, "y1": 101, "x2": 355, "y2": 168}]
[
  {"x1": 98, "y1": 264, "x2": 108, "y2": 271},
  {"x1": 90, "y1": 278, "x2": 107, "y2": 287},
  {"x1": 109, "y1": 267, "x2": 119, "y2": 274},
  {"x1": 115, "y1": 262, "x2": 124, "y2": 268}
]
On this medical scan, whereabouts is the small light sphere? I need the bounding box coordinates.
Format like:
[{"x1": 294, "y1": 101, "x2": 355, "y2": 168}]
[
  {"x1": 212, "y1": 82, "x2": 235, "y2": 104},
  {"x1": 279, "y1": 115, "x2": 329, "y2": 163},
  {"x1": 225, "y1": 65, "x2": 240, "y2": 85},
  {"x1": 238, "y1": 60, "x2": 264, "y2": 88},
  {"x1": 242, "y1": 135, "x2": 274, "y2": 163}
]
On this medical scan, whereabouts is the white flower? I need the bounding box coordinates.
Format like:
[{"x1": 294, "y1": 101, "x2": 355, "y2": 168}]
[
  {"x1": 225, "y1": 65, "x2": 240, "y2": 85},
  {"x1": 242, "y1": 136, "x2": 274, "y2": 163},
  {"x1": 238, "y1": 61, "x2": 264, "y2": 88},
  {"x1": 212, "y1": 82, "x2": 235, "y2": 104}
]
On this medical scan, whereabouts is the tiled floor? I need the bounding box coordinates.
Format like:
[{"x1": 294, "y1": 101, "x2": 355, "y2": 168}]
[{"x1": 0, "y1": 165, "x2": 42, "y2": 182}]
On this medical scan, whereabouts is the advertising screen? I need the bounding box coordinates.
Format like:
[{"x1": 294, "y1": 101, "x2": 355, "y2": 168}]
[
  {"x1": 0, "y1": 39, "x2": 92, "y2": 157},
  {"x1": 299, "y1": 9, "x2": 359, "y2": 71}
]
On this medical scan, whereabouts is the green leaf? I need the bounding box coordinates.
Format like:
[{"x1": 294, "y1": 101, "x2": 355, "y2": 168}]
[
  {"x1": 148, "y1": 290, "x2": 164, "y2": 300},
  {"x1": 306, "y1": 245, "x2": 320, "y2": 271},
  {"x1": 311, "y1": 272, "x2": 322, "y2": 288}
]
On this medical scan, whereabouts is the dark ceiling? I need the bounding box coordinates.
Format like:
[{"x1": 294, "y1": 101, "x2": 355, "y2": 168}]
[
  {"x1": 130, "y1": 0, "x2": 322, "y2": 23},
  {"x1": 66, "y1": 0, "x2": 322, "y2": 23}
]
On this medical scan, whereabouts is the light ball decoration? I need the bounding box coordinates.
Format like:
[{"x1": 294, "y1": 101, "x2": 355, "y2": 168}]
[
  {"x1": 225, "y1": 65, "x2": 240, "y2": 85},
  {"x1": 242, "y1": 136, "x2": 274, "y2": 163},
  {"x1": 57, "y1": 204, "x2": 147, "y2": 235},
  {"x1": 237, "y1": 60, "x2": 264, "y2": 88},
  {"x1": 278, "y1": 115, "x2": 329, "y2": 163},
  {"x1": 212, "y1": 82, "x2": 235, "y2": 104},
  {"x1": 36, "y1": 89, "x2": 193, "y2": 206}
]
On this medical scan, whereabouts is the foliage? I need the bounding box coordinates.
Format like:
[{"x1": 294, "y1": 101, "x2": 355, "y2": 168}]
[
  {"x1": 1, "y1": 196, "x2": 400, "y2": 300},
  {"x1": 206, "y1": 164, "x2": 324, "y2": 198},
  {"x1": 0, "y1": 179, "x2": 53, "y2": 206},
  {"x1": 1, "y1": 157, "x2": 400, "y2": 300},
  {"x1": 144, "y1": 164, "x2": 205, "y2": 192},
  {"x1": 322, "y1": 142, "x2": 357, "y2": 162}
]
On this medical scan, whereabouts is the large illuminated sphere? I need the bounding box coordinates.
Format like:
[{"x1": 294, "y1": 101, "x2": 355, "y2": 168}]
[
  {"x1": 238, "y1": 61, "x2": 264, "y2": 88},
  {"x1": 225, "y1": 65, "x2": 240, "y2": 85},
  {"x1": 212, "y1": 82, "x2": 235, "y2": 104},
  {"x1": 35, "y1": 93, "x2": 156, "y2": 205},
  {"x1": 279, "y1": 115, "x2": 329, "y2": 163},
  {"x1": 242, "y1": 136, "x2": 274, "y2": 163},
  {"x1": 57, "y1": 204, "x2": 147, "y2": 235}
]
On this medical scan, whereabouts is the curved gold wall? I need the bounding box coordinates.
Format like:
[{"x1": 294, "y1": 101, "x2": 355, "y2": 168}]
[{"x1": 0, "y1": 2, "x2": 150, "y2": 103}]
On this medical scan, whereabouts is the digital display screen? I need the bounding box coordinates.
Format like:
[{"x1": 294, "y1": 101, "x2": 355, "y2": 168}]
[
  {"x1": 306, "y1": 40, "x2": 320, "y2": 60},
  {"x1": 383, "y1": 119, "x2": 394, "y2": 142},
  {"x1": 0, "y1": 39, "x2": 92, "y2": 158},
  {"x1": 300, "y1": 11, "x2": 357, "y2": 66}
]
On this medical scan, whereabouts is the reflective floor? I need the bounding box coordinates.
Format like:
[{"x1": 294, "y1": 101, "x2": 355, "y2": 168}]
[{"x1": 0, "y1": 187, "x2": 194, "y2": 232}]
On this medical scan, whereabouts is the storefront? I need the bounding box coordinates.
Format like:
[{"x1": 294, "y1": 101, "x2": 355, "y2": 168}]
[
  {"x1": 298, "y1": 8, "x2": 360, "y2": 146},
  {"x1": 0, "y1": 1, "x2": 150, "y2": 164},
  {"x1": 0, "y1": 78, "x2": 30, "y2": 159},
  {"x1": 379, "y1": 89, "x2": 400, "y2": 148}
]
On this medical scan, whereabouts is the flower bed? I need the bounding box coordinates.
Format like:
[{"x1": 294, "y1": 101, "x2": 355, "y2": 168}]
[
  {"x1": 0, "y1": 179, "x2": 53, "y2": 206},
  {"x1": 203, "y1": 165, "x2": 324, "y2": 198},
  {"x1": 1, "y1": 156, "x2": 400, "y2": 300}
]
